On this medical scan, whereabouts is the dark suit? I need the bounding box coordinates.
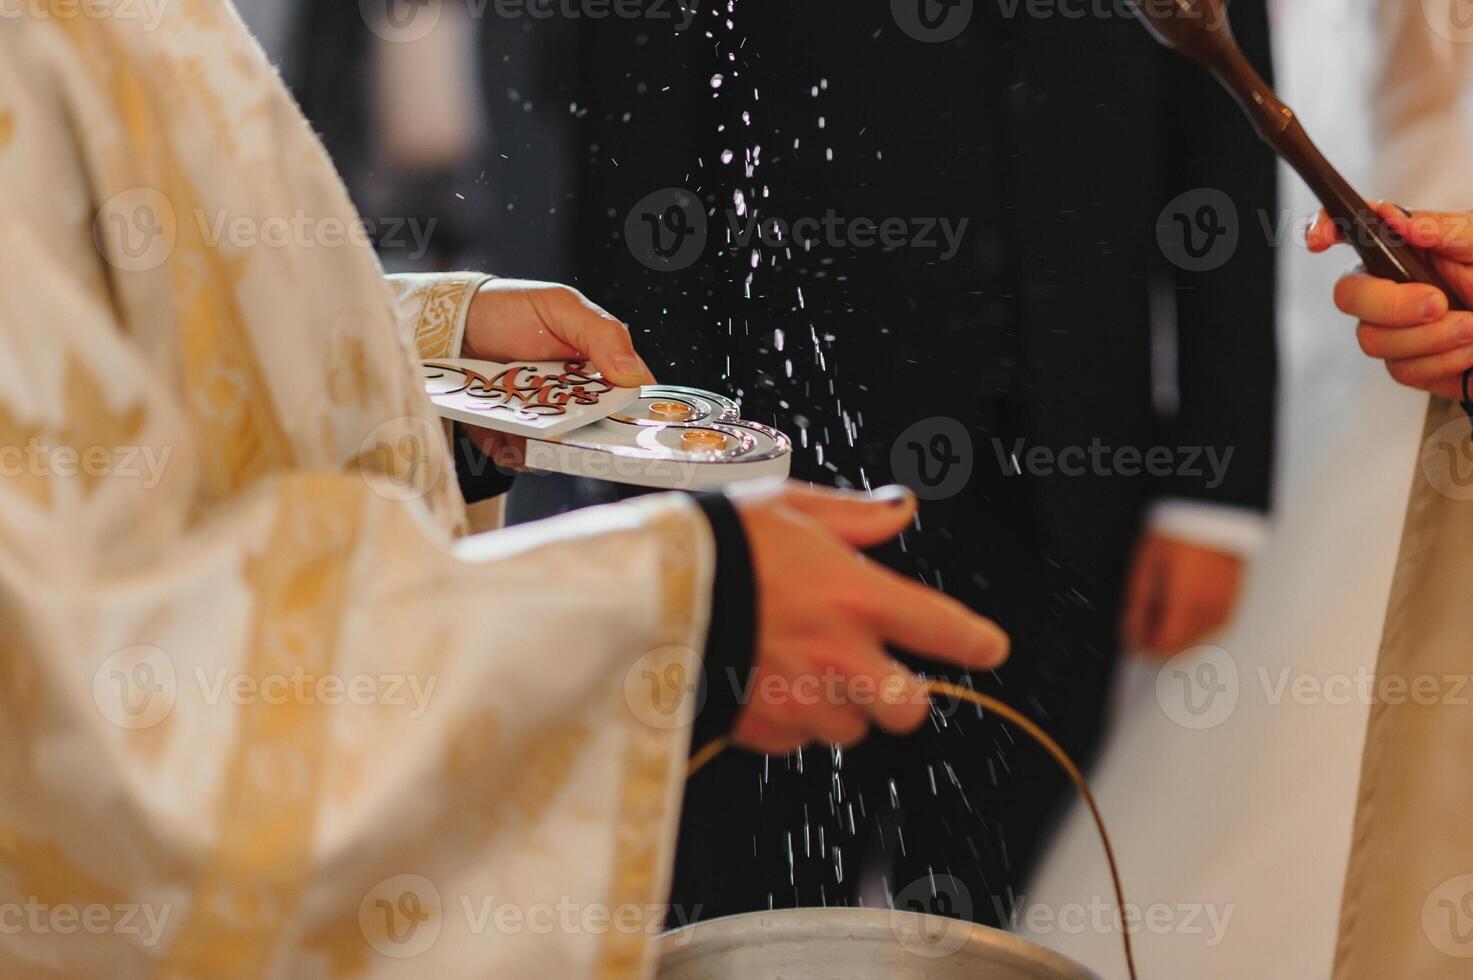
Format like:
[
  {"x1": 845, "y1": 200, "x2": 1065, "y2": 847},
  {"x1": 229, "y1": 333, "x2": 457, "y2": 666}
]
[
  {"x1": 567, "y1": 1, "x2": 1277, "y2": 926},
  {"x1": 287, "y1": 0, "x2": 1278, "y2": 928}
]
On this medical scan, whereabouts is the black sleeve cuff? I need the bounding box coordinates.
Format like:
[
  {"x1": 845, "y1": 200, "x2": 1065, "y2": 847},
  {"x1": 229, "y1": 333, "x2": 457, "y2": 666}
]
[
  {"x1": 453, "y1": 425, "x2": 518, "y2": 504},
  {"x1": 690, "y1": 492, "x2": 758, "y2": 750}
]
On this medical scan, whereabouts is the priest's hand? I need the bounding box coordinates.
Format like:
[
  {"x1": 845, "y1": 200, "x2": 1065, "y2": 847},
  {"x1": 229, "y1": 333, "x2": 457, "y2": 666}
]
[
  {"x1": 1121, "y1": 532, "x2": 1244, "y2": 658},
  {"x1": 727, "y1": 482, "x2": 1010, "y2": 753},
  {"x1": 1307, "y1": 203, "x2": 1473, "y2": 401},
  {"x1": 459, "y1": 279, "x2": 657, "y2": 467}
]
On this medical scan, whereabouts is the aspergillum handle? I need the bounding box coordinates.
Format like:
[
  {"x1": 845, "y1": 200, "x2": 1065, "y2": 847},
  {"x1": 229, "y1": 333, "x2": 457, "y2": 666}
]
[{"x1": 1198, "y1": 41, "x2": 1473, "y2": 418}]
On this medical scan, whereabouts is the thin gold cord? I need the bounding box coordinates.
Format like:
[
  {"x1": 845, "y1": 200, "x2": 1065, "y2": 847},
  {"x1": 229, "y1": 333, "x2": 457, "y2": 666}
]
[{"x1": 685, "y1": 678, "x2": 1138, "y2": 980}]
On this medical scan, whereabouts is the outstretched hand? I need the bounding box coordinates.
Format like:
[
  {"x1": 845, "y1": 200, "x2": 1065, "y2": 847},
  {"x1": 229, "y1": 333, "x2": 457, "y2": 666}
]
[
  {"x1": 728, "y1": 482, "x2": 1010, "y2": 753},
  {"x1": 1307, "y1": 203, "x2": 1473, "y2": 401}
]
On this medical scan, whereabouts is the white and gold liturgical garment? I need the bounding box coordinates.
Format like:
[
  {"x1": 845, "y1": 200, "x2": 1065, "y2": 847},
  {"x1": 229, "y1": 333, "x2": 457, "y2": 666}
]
[{"x1": 0, "y1": 3, "x2": 712, "y2": 977}]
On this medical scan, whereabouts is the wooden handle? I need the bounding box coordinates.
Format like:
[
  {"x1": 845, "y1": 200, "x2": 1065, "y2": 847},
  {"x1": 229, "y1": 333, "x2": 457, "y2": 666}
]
[{"x1": 1130, "y1": 0, "x2": 1473, "y2": 419}]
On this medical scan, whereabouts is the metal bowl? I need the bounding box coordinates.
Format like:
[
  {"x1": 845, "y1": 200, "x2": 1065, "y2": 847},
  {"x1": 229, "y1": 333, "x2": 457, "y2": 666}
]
[{"x1": 655, "y1": 908, "x2": 1098, "y2": 979}]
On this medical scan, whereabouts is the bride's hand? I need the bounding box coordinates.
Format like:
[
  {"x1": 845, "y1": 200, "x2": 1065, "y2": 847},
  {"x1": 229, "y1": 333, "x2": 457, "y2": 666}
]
[
  {"x1": 1307, "y1": 203, "x2": 1473, "y2": 401},
  {"x1": 460, "y1": 279, "x2": 656, "y2": 465}
]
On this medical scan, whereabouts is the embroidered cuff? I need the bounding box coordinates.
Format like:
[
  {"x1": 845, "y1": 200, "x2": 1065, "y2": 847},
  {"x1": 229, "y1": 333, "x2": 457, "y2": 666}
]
[{"x1": 387, "y1": 272, "x2": 495, "y2": 359}]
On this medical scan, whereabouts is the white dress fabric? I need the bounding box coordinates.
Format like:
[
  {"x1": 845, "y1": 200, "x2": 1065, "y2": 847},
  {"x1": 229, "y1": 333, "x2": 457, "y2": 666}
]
[{"x1": 1019, "y1": 2, "x2": 1473, "y2": 977}]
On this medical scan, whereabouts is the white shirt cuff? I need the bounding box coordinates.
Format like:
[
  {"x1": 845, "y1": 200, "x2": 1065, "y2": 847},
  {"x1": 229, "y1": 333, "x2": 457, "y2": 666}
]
[{"x1": 1146, "y1": 498, "x2": 1269, "y2": 557}]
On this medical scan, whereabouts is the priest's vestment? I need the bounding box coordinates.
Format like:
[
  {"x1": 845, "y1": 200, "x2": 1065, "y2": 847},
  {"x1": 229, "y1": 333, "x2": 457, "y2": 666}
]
[{"x1": 0, "y1": 4, "x2": 711, "y2": 977}]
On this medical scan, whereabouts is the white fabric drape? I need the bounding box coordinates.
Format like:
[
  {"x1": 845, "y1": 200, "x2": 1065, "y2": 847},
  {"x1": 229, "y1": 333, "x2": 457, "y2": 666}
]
[{"x1": 1020, "y1": 3, "x2": 1473, "y2": 977}]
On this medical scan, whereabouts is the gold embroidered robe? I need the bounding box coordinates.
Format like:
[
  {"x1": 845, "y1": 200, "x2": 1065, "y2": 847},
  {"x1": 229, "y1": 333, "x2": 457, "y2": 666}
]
[{"x1": 0, "y1": 4, "x2": 711, "y2": 977}]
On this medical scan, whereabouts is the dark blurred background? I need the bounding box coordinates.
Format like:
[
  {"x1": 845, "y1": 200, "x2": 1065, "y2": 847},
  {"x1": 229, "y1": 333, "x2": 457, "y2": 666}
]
[{"x1": 238, "y1": 0, "x2": 1278, "y2": 932}]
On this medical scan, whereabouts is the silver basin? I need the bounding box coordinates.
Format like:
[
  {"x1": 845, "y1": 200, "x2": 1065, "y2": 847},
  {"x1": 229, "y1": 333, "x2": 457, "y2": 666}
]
[{"x1": 655, "y1": 908, "x2": 1099, "y2": 979}]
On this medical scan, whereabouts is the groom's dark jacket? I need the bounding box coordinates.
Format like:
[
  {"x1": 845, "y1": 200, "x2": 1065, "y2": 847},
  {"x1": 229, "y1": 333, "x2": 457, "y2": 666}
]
[{"x1": 567, "y1": 0, "x2": 1278, "y2": 921}]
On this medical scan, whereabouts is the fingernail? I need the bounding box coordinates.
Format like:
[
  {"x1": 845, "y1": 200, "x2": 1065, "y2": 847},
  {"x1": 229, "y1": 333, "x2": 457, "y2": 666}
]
[
  {"x1": 873, "y1": 485, "x2": 914, "y2": 506},
  {"x1": 1424, "y1": 294, "x2": 1449, "y2": 320},
  {"x1": 614, "y1": 355, "x2": 650, "y2": 382},
  {"x1": 1394, "y1": 204, "x2": 1414, "y2": 218}
]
